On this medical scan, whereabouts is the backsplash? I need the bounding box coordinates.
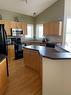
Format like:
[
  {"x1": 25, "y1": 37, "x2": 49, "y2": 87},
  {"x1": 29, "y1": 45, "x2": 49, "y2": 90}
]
[
  {"x1": 45, "y1": 35, "x2": 62, "y2": 43},
  {"x1": 21, "y1": 35, "x2": 62, "y2": 44},
  {"x1": 7, "y1": 35, "x2": 62, "y2": 45}
]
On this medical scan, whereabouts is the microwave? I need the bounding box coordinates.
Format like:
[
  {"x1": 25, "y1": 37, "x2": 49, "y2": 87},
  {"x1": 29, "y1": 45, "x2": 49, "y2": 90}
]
[{"x1": 11, "y1": 28, "x2": 23, "y2": 36}]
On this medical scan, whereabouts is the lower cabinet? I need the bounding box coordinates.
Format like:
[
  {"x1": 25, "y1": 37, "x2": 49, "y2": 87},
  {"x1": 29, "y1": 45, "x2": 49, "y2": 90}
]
[
  {"x1": 0, "y1": 58, "x2": 7, "y2": 95},
  {"x1": 8, "y1": 45, "x2": 15, "y2": 58},
  {"x1": 23, "y1": 48, "x2": 42, "y2": 77}
]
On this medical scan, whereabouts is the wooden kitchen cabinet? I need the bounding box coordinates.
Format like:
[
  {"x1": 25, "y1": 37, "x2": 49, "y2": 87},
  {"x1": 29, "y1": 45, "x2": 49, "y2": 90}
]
[
  {"x1": 43, "y1": 21, "x2": 63, "y2": 36},
  {"x1": 0, "y1": 20, "x2": 5, "y2": 24},
  {"x1": 10, "y1": 21, "x2": 17, "y2": 28},
  {"x1": 8, "y1": 45, "x2": 15, "y2": 58},
  {"x1": 16, "y1": 22, "x2": 22, "y2": 29},
  {"x1": 4, "y1": 20, "x2": 11, "y2": 36},
  {"x1": 0, "y1": 20, "x2": 11, "y2": 36},
  {"x1": 10, "y1": 21, "x2": 22, "y2": 29},
  {"x1": 10, "y1": 21, "x2": 27, "y2": 34},
  {"x1": 23, "y1": 48, "x2": 42, "y2": 77},
  {"x1": 32, "y1": 50, "x2": 42, "y2": 76},
  {"x1": 0, "y1": 58, "x2": 7, "y2": 95},
  {"x1": 0, "y1": 20, "x2": 27, "y2": 35},
  {"x1": 21, "y1": 23, "x2": 27, "y2": 35}
]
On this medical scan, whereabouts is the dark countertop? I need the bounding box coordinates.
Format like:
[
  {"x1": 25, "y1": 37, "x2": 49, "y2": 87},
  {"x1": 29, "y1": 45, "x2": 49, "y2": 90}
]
[
  {"x1": 24, "y1": 45, "x2": 71, "y2": 59},
  {"x1": 0, "y1": 54, "x2": 6, "y2": 62},
  {"x1": 56, "y1": 45, "x2": 71, "y2": 52}
]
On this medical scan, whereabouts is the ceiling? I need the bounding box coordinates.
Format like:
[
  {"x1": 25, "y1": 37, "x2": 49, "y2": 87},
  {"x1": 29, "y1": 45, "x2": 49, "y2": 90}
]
[{"x1": 0, "y1": 0, "x2": 57, "y2": 16}]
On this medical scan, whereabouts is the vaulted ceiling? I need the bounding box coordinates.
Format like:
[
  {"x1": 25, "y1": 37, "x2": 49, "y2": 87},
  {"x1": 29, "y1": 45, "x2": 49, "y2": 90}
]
[{"x1": 0, "y1": 0, "x2": 57, "y2": 16}]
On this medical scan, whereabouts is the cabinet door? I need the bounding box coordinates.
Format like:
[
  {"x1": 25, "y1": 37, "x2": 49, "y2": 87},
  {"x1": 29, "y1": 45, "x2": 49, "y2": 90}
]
[
  {"x1": 8, "y1": 45, "x2": 15, "y2": 58},
  {"x1": 0, "y1": 20, "x2": 11, "y2": 36},
  {"x1": 43, "y1": 21, "x2": 62, "y2": 36},
  {"x1": 21, "y1": 23, "x2": 27, "y2": 35},
  {"x1": 10, "y1": 21, "x2": 17, "y2": 28},
  {"x1": 0, "y1": 59, "x2": 7, "y2": 95},
  {"x1": 31, "y1": 50, "x2": 42, "y2": 74},
  {"x1": 0, "y1": 20, "x2": 5, "y2": 24},
  {"x1": 49, "y1": 21, "x2": 59, "y2": 35},
  {"x1": 10, "y1": 21, "x2": 22, "y2": 29},
  {"x1": 23, "y1": 48, "x2": 42, "y2": 77},
  {"x1": 4, "y1": 20, "x2": 11, "y2": 36},
  {"x1": 16, "y1": 22, "x2": 22, "y2": 29},
  {"x1": 23, "y1": 49, "x2": 31, "y2": 67}
]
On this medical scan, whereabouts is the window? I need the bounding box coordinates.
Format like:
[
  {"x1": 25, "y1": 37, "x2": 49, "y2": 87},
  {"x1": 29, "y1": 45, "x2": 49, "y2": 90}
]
[
  {"x1": 25, "y1": 24, "x2": 33, "y2": 38},
  {"x1": 36, "y1": 24, "x2": 43, "y2": 38},
  {"x1": 65, "y1": 18, "x2": 71, "y2": 47}
]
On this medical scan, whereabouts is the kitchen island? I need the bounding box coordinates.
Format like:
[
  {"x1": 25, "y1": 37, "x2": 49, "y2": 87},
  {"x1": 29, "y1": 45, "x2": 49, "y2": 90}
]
[{"x1": 23, "y1": 45, "x2": 71, "y2": 95}]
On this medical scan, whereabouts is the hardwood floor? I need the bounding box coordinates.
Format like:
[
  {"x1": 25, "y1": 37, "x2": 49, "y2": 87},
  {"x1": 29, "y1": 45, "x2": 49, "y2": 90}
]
[{"x1": 4, "y1": 58, "x2": 42, "y2": 95}]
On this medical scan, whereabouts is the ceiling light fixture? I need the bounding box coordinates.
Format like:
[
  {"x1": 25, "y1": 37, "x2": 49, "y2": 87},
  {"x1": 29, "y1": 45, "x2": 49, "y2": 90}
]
[
  {"x1": 25, "y1": 0, "x2": 27, "y2": 3},
  {"x1": 23, "y1": 0, "x2": 28, "y2": 3},
  {"x1": 33, "y1": 12, "x2": 36, "y2": 17},
  {"x1": 21, "y1": 0, "x2": 28, "y2": 4}
]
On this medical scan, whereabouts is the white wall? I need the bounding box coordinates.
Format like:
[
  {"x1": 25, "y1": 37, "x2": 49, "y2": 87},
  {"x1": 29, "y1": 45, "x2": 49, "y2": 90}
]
[{"x1": 43, "y1": 57, "x2": 71, "y2": 95}]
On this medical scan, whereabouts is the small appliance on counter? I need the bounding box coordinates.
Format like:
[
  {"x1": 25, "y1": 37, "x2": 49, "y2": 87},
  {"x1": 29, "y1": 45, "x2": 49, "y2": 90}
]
[{"x1": 42, "y1": 38, "x2": 49, "y2": 42}]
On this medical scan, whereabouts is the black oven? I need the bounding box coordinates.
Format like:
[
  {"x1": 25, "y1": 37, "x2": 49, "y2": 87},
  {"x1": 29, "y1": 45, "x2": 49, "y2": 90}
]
[{"x1": 14, "y1": 38, "x2": 23, "y2": 59}]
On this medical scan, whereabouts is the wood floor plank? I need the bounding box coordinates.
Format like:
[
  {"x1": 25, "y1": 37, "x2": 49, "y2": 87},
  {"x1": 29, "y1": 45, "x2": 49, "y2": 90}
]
[{"x1": 4, "y1": 58, "x2": 42, "y2": 95}]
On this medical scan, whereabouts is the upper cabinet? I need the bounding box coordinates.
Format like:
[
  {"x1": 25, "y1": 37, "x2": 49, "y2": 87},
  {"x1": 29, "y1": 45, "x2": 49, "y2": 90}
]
[
  {"x1": 10, "y1": 21, "x2": 22, "y2": 29},
  {"x1": 10, "y1": 21, "x2": 27, "y2": 35},
  {"x1": 43, "y1": 21, "x2": 63, "y2": 36},
  {"x1": 16, "y1": 22, "x2": 22, "y2": 29},
  {"x1": 10, "y1": 21, "x2": 17, "y2": 28},
  {"x1": 0, "y1": 20, "x2": 5, "y2": 24},
  {"x1": 4, "y1": 20, "x2": 11, "y2": 36},
  {"x1": 0, "y1": 20, "x2": 27, "y2": 36},
  {"x1": 21, "y1": 22, "x2": 27, "y2": 35},
  {"x1": 0, "y1": 20, "x2": 11, "y2": 36}
]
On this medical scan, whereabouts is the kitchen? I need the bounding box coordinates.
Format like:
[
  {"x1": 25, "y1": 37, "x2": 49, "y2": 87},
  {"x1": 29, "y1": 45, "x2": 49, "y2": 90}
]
[{"x1": 0, "y1": 0, "x2": 71, "y2": 95}]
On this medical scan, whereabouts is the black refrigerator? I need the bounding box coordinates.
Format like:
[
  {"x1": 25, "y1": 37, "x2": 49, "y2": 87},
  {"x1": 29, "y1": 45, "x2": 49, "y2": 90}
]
[{"x1": 0, "y1": 24, "x2": 9, "y2": 76}]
